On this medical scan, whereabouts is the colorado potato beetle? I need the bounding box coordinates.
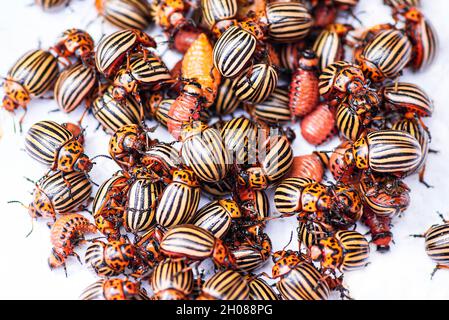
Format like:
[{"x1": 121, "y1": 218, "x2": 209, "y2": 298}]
[
  {"x1": 91, "y1": 86, "x2": 144, "y2": 134},
  {"x1": 80, "y1": 278, "x2": 148, "y2": 300},
  {"x1": 85, "y1": 238, "x2": 138, "y2": 276},
  {"x1": 2, "y1": 50, "x2": 59, "y2": 125},
  {"x1": 96, "y1": 0, "x2": 152, "y2": 30},
  {"x1": 25, "y1": 120, "x2": 92, "y2": 173},
  {"x1": 95, "y1": 29, "x2": 157, "y2": 78},
  {"x1": 160, "y1": 224, "x2": 236, "y2": 268},
  {"x1": 355, "y1": 29, "x2": 412, "y2": 82},
  {"x1": 155, "y1": 170, "x2": 200, "y2": 227},
  {"x1": 151, "y1": 258, "x2": 194, "y2": 300},
  {"x1": 192, "y1": 199, "x2": 242, "y2": 239},
  {"x1": 54, "y1": 62, "x2": 98, "y2": 113},
  {"x1": 124, "y1": 178, "x2": 163, "y2": 234},
  {"x1": 310, "y1": 230, "x2": 370, "y2": 272},
  {"x1": 22, "y1": 171, "x2": 92, "y2": 221},
  {"x1": 180, "y1": 122, "x2": 231, "y2": 183},
  {"x1": 232, "y1": 63, "x2": 278, "y2": 104},
  {"x1": 197, "y1": 270, "x2": 250, "y2": 300},
  {"x1": 393, "y1": 6, "x2": 438, "y2": 71}
]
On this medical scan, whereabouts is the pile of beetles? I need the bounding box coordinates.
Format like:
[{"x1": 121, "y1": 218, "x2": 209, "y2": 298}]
[{"x1": 3, "y1": 0, "x2": 448, "y2": 300}]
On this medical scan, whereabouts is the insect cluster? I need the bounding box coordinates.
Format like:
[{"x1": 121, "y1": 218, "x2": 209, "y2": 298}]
[{"x1": 3, "y1": 0, "x2": 443, "y2": 300}]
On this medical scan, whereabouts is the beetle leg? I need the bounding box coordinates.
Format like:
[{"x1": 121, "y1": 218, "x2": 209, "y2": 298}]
[
  {"x1": 418, "y1": 165, "x2": 433, "y2": 188},
  {"x1": 430, "y1": 264, "x2": 449, "y2": 279}
]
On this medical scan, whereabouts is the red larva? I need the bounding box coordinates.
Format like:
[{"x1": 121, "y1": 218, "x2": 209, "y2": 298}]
[
  {"x1": 167, "y1": 84, "x2": 203, "y2": 140},
  {"x1": 362, "y1": 208, "x2": 393, "y2": 252},
  {"x1": 286, "y1": 154, "x2": 327, "y2": 182},
  {"x1": 49, "y1": 214, "x2": 97, "y2": 272},
  {"x1": 289, "y1": 50, "x2": 320, "y2": 118},
  {"x1": 300, "y1": 104, "x2": 336, "y2": 146},
  {"x1": 172, "y1": 28, "x2": 203, "y2": 53}
]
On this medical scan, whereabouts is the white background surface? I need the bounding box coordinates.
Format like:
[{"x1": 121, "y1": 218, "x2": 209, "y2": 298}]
[{"x1": 0, "y1": 0, "x2": 448, "y2": 300}]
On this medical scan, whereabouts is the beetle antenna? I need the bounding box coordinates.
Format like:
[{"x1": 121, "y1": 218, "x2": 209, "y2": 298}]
[
  {"x1": 91, "y1": 154, "x2": 112, "y2": 161},
  {"x1": 281, "y1": 231, "x2": 294, "y2": 252},
  {"x1": 25, "y1": 218, "x2": 35, "y2": 238},
  {"x1": 23, "y1": 176, "x2": 36, "y2": 184},
  {"x1": 437, "y1": 211, "x2": 448, "y2": 223}
]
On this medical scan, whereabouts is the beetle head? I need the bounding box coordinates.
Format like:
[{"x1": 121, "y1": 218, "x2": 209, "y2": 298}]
[{"x1": 74, "y1": 154, "x2": 93, "y2": 173}]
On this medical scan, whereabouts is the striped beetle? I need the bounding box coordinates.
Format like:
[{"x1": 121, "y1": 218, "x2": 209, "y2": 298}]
[
  {"x1": 92, "y1": 172, "x2": 129, "y2": 240},
  {"x1": 232, "y1": 63, "x2": 278, "y2": 104},
  {"x1": 85, "y1": 238, "x2": 138, "y2": 277},
  {"x1": 265, "y1": 2, "x2": 313, "y2": 43},
  {"x1": 197, "y1": 270, "x2": 250, "y2": 300},
  {"x1": 112, "y1": 52, "x2": 171, "y2": 103},
  {"x1": 267, "y1": 250, "x2": 330, "y2": 300},
  {"x1": 310, "y1": 230, "x2": 370, "y2": 272},
  {"x1": 297, "y1": 220, "x2": 332, "y2": 248},
  {"x1": 344, "y1": 129, "x2": 423, "y2": 176},
  {"x1": 151, "y1": 258, "x2": 194, "y2": 300},
  {"x1": 384, "y1": 0, "x2": 420, "y2": 9},
  {"x1": 54, "y1": 62, "x2": 98, "y2": 113},
  {"x1": 230, "y1": 234, "x2": 272, "y2": 272},
  {"x1": 124, "y1": 178, "x2": 163, "y2": 234},
  {"x1": 180, "y1": 122, "x2": 231, "y2": 183},
  {"x1": 25, "y1": 120, "x2": 92, "y2": 173},
  {"x1": 160, "y1": 224, "x2": 236, "y2": 268},
  {"x1": 391, "y1": 117, "x2": 430, "y2": 186},
  {"x1": 249, "y1": 87, "x2": 291, "y2": 125},
  {"x1": 95, "y1": 29, "x2": 156, "y2": 78},
  {"x1": 141, "y1": 142, "x2": 182, "y2": 183},
  {"x1": 318, "y1": 61, "x2": 367, "y2": 107},
  {"x1": 393, "y1": 6, "x2": 438, "y2": 71},
  {"x1": 383, "y1": 82, "x2": 433, "y2": 122},
  {"x1": 108, "y1": 124, "x2": 148, "y2": 170},
  {"x1": 220, "y1": 116, "x2": 258, "y2": 167},
  {"x1": 274, "y1": 177, "x2": 363, "y2": 228},
  {"x1": 2, "y1": 50, "x2": 59, "y2": 125},
  {"x1": 92, "y1": 86, "x2": 144, "y2": 135},
  {"x1": 411, "y1": 214, "x2": 449, "y2": 278},
  {"x1": 355, "y1": 29, "x2": 412, "y2": 82},
  {"x1": 213, "y1": 26, "x2": 257, "y2": 78},
  {"x1": 214, "y1": 78, "x2": 241, "y2": 115},
  {"x1": 96, "y1": 0, "x2": 152, "y2": 30},
  {"x1": 335, "y1": 88, "x2": 381, "y2": 141},
  {"x1": 359, "y1": 171, "x2": 410, "y2": 218},
  {"x1": 237, "y1": 134, "x2": 293, "y2": 190},
  {"x1": 192, "y1": 199, "x2": 242, "y2": 239},
  {"x1": 135, "y1": 225, "x2": 166, "y2": 270},
  {"x1": 17, "y1": 171, "x2": 92, "y2": 221},
  {"x1": 313, "y1": 24, "x2": 353, "y2": 71},
  {"x1": 246, "y1": 275, "x2": 279, "y2": 300},
  {"x1": 80, "y1": 278, "x2": 148, "y2": 300},
  {"x1": 201, "y1": 0, "x2": 238, "y2": 31},
  {"x1": 35, "y1": 0, "x2": 69, "y2": 10},
  {"x1": 155, "y1": 170, "x2": 200, "y2": 227}
]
